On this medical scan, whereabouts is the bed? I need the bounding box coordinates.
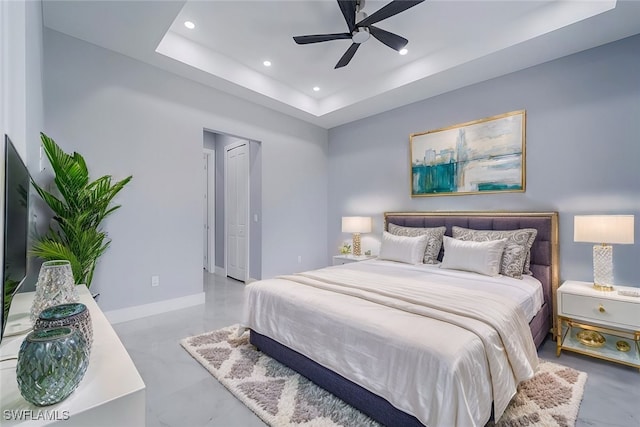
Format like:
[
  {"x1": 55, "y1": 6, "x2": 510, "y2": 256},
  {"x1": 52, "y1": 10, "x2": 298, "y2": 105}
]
[{"x1": 243, "y1": 211, "x2": 559, "y2": 427}]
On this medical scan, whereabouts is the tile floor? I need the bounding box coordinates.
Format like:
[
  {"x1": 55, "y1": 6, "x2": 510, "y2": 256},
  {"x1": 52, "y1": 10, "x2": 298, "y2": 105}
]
[{"x1": 113, "y1": 272, "x2": 639, "y2": 427}]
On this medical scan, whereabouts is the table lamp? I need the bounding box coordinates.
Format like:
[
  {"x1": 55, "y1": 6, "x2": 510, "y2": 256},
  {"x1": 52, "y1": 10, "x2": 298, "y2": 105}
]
[
  {"x1": 574, "y1": 215, "x2": 634, "y2": 291},
  {"x1": 342, "y1": 217, "x2": 372, "y2": 257}
]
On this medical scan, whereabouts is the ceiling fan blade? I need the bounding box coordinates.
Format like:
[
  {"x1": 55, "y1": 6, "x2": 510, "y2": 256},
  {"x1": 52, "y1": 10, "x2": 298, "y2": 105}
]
[
  {"x1": 369, "y1": 26, "x2": 408, "y2": 51},
  {"x1": 337, "y1": 0, "x2": 357, "y2": 31},
  {"x1": 335, "y1": 43, "x2": 360, "y2": 69},
  {"x1": 293, "y1": 33, "x2": 352, "y2": 45},
  {"x1": 357, "y1": 0, "x2": 425, "y2": 27}
]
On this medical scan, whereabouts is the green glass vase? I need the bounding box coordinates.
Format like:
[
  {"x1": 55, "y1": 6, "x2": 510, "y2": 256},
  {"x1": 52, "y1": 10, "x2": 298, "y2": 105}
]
[
  {"x1": 34, "y1": 303, "x2": 93, "y2": 355},
  {"x1": 16, "y1": 327, "x2": 89, "y2": 406}
]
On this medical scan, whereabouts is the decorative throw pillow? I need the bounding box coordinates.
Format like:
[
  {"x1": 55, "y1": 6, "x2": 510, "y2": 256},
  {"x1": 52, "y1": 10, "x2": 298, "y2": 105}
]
[
  {"x1": 440, "y1": 236, "x2": 507, "y2": 277},
  {"x1": 451, "y1": 226, "x2": 538, "y2": 279},
  {"x1": 387, "y1": 224, "x2": 446, "y2": 264},
  {"x1": 379, "y1": 231, "x2": 430, "y2": 265}
]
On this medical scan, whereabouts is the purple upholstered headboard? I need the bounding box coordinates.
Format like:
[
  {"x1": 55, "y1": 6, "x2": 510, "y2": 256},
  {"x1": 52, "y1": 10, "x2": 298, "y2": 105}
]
[{"x1": 384, "y1": 212, "x2": 559, "y2": 338}]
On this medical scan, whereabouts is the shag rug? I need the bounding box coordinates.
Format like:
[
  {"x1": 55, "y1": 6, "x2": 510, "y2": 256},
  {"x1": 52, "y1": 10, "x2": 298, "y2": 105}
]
[{"x1": 181, "y1": 325, "x2": 587, "y2": 427}]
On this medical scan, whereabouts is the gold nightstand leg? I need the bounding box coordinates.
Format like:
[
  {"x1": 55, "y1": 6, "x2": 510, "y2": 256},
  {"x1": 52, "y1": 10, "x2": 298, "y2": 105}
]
[{"x1": 556, "y1": 318, "x2": 569, "y2": 357}]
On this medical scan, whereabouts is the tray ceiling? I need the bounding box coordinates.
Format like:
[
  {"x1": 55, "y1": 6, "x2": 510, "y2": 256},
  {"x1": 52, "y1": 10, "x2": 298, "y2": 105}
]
[{"x1": 43, "y1": 1, "x2": 640, "y2": 128}]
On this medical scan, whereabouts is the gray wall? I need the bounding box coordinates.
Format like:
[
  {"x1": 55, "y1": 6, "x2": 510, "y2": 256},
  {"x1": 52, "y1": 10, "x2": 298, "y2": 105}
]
[
  {"x1": 214, "y1": 133, "x2": 225, "y2": 268},
  {"x1": 249, "y1": 139, "x2": 262, "y2": 280},
  {"x1": 43, "y1": 29, "x2": 328, "y2": 311},
  {"x1": 328, "y1": 35, "x2": 640, "y2": 287},
  {"x1": 0, "y1": 0, "x2": 45, "y2": 292},
  {"x1": 24, "y1": 0, "x2": 46, "y2": 292}
]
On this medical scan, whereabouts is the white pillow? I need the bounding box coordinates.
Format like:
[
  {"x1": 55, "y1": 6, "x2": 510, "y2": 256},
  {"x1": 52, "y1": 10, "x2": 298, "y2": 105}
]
[
  {"x1": 440, "y1": 236, "x2": 507, "y2": 276},
  {"x1": 379, "y1": 231, "x2": 430, "y2": 264}
]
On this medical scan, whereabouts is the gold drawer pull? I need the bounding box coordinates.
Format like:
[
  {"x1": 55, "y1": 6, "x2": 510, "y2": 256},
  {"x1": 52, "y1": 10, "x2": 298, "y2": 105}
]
[{"x1": 598, "y1": 304, "x2": 606, "y2": 313}]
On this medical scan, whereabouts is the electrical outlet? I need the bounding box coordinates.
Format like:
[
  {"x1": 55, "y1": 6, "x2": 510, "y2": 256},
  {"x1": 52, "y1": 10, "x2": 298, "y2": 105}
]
[
  {"x1": 151, "y1": 275, "x2": 159, "y2": 287},
  {"x1": 297, "y1": 255, "x2": 302, "y2": 264}
]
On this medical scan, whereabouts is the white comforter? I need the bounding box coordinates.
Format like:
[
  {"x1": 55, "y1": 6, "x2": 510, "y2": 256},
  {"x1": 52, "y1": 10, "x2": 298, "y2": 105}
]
[{"x1": 242, "y1": 260, "x2": 539, "y2": 427}]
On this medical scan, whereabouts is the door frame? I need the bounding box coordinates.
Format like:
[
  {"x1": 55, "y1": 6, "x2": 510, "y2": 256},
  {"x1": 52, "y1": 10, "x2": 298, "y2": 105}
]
[
  {"x1": 203, "y1": 148, "x2": 215, "y2": 273},
  {"x1": 223, "y1": 141, "x2": 250, "y2": 282}
]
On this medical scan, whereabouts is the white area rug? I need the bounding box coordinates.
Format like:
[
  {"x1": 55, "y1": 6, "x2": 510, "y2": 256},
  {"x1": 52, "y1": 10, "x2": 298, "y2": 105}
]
[{"x1": 181, "y1": 325, "x2": 587, "y2": 427}]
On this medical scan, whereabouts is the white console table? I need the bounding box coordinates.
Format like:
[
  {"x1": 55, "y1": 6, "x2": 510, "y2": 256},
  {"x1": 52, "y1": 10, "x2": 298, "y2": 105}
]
[{"x1": 0, "y1": 286, "x2": 145, "y2": 426}]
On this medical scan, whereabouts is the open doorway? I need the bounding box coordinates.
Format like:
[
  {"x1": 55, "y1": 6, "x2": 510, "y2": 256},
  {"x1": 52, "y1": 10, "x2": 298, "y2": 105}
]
[{"x1": 203, "y1": 130, "x2": 262, "y2": 283}]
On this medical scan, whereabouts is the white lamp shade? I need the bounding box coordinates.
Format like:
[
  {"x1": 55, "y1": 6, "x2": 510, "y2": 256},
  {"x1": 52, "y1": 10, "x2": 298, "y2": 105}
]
[
  {"x1": 342, "y1": 216, "x2": 372, "y2": 233},
  {"x1": 574, "y1": 215, "x2": 634, "y2": 244}
]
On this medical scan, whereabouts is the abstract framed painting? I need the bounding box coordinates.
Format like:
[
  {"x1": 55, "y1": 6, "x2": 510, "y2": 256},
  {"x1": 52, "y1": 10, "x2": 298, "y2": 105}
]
[{"x1": 410, "y1": 110, "x2": 526, "y2": 197}]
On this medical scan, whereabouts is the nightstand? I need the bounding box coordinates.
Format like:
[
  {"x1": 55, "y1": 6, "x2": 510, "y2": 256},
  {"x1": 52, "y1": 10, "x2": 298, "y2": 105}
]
[
  {"x1": 557, "y1": 280, "x2": 640, "y2": 371},
  {"x1": 332, "y1": 254, "x2": 375, "y2": 266}
]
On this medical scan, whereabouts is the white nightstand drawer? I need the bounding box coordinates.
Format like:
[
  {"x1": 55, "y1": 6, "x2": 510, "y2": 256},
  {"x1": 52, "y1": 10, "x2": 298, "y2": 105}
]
[{"x1": 561, "y1": 293, "x2": 640, "y2": 330}]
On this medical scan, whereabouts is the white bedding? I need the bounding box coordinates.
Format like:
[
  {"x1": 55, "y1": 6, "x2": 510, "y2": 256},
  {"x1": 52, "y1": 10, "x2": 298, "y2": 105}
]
[
  {"x1": 361, "y1": 259, "x2": 545, "y2": 322},
  {"x1": 242, "y1": 260, "x2": 540, "y2": 427}
]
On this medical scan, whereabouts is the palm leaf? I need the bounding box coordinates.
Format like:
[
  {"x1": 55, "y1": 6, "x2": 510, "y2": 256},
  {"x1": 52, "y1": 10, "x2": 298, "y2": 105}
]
[
  {"x1": 31, "y1": 180, "x2": 70, "y2": 218},
  {"x1": 30, "y1": 133, "x2": 132, "y2": 287},
  {"x1": 30, "y1": 238, "x2": 84, "y2": 284},
  {"x1": 40, "y1": 133, "x2": 90, "y2": 212}
]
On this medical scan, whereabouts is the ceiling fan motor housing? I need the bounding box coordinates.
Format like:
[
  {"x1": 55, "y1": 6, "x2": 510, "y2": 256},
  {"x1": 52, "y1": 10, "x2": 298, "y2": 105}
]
[{"x1": 352, "y1": 27, "x2": 370, "y2": 44}]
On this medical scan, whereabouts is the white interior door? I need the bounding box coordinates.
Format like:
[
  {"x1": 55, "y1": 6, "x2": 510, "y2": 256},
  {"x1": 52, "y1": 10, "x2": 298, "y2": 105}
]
[{"x1": 225, "y1": 142, "x2": 249, "y2": 282}]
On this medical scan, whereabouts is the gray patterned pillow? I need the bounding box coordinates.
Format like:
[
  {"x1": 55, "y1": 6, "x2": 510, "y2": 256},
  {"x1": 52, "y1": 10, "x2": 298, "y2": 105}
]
[
  {"x1": 451, "y1": 226, "x2": 537, "y2": 279},
  {"x1": 388, "y1": 224, "x2": 446, "y2": 264}
]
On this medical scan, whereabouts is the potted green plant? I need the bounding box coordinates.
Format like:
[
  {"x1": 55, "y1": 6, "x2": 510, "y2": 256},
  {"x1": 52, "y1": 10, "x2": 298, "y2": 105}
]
[{"x1": 30, "y1": 132, "x2": 132, "y2": 288}]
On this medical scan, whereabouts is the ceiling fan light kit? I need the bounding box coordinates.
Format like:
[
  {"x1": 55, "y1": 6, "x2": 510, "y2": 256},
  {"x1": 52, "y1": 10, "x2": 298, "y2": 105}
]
[
  {"x1": 352, "y1": 27, "x2": 370, "y2": 44},
  {"x1": 293, "y1": 0, "x2": 425, "y2": 69}
]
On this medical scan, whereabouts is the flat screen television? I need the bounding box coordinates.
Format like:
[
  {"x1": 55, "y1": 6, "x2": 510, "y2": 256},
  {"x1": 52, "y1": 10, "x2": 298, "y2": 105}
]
[{"x1": 1, "y1": 135, "x2": 30, "y2": 344}]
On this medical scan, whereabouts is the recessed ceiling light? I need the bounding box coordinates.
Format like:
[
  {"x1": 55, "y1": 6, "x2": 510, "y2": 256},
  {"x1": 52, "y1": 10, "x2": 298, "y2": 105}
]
[
  {"x1": 263, "y1": 60, "x2": 272, "y2": 67},
  {"x1": 399, "y1": 48, "x2": 408, "y2": 56},
  {"x1": 184, "y1": 21, "x2": 195, "y2": 30},
  {"x1": 313, "y1": 86, "x2": 320, "y2": 92}
]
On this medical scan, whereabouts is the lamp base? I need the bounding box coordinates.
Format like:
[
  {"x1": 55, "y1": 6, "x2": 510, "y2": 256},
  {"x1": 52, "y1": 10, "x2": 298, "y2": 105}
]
[
  {"x1": 592, "y1": 244, "x2": 614, "y2": 291},
  {"x1": 593, "y1": 283, "x2": 615, "y2": 292},
  {"x1": 352, "y1": 233, "x2": 362, "y2": 257}
]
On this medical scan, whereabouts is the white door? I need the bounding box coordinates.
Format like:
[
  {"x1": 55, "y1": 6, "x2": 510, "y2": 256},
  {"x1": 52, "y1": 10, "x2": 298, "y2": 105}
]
[{"x1": 225, "y1": 142, "x2": 249, "y2": 281}]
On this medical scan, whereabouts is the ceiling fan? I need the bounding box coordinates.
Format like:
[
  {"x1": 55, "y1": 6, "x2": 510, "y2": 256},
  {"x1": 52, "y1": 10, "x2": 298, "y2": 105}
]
[{"x1": 293, "y1": 0, "x2": 425, "y2": 69}]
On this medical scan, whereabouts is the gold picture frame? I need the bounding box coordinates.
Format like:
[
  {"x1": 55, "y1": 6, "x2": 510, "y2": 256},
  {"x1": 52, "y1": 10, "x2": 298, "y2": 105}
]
[{"x1": 410, "y1": 110, "x2": 526, "y2": 197}]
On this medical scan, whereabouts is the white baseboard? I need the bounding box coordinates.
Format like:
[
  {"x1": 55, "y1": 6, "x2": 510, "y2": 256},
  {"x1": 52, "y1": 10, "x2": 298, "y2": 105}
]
[{"x1": 104, "y1": 292, "x2": 206, "y2": 324}]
